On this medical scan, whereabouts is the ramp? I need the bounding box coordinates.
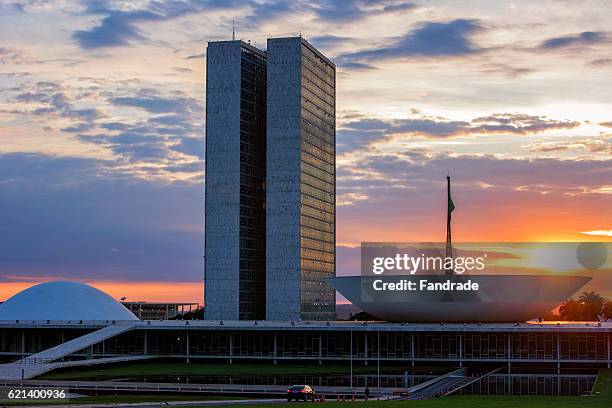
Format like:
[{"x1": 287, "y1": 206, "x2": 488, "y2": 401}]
[
  {"x1": 442, "y1": 367, "x2": 502, "y2": 397},
  {"x1": 0, "y1": 324, "x2": 136, "y2": 380},
  {"x1": 406, "y1": 368, "x2": 468, "y2": 400},
  {"x1": 19, "y1": 324, "x2": 135, "y2": 363}
]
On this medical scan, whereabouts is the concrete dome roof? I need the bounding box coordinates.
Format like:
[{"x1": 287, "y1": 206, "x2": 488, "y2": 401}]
[{"x1": 0, "y1": 281, "x2": 138, "y2": 321}]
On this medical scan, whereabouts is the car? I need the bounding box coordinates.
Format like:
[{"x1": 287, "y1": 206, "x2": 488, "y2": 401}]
[{"x1": 287, "y1": 385, "x2": 315, "y2": 401}]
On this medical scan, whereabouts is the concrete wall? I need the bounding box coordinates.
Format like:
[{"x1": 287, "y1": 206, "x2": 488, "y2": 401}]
[
  {"x1": 266, "y1": 38, "x2": 303, "y2": 321},
  {"x1": 204, "y1": 41, "x2": 243, "y2": 320}
]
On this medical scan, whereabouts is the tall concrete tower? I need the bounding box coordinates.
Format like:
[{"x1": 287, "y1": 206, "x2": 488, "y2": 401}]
[
  {"x1": 265, "y1": 37, "x2": 336, "y2": 321},
  {"x1": 204, "y1": 40, "x2": 267, "y2": 320},
  {"x1": 204, "y1": 36, "x2": 336, "y2": 321}
]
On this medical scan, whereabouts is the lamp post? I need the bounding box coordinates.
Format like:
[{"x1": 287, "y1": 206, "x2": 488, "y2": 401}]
[
  {"x1": 377, "y1": 330, "x2": 380, "y2": 388},
  {"x1": 349, "y1": 329, "x2": 353, "y2": 389}
]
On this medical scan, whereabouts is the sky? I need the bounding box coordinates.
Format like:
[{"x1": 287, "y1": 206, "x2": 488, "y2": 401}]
[{"x1": 0, "y1": 0, "x2": 610, "y2": 304}]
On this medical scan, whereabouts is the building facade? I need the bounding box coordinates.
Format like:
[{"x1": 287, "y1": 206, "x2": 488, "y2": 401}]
[
  {"x1": 2, "y1": 320, "x2": 610, "y2": 370},
  {"x1": 266, "y1": 37, "x2": 336, "y2": 321},
  {"x1": 205, "y1": 41, "x2": 267, "y2": 320},
  {"x1": 1, "y1": 320, "x2": 608, "y2": 395},
  {"x1": 204, "y1": 37, "x2": 335, "y2": 321},
  {"x1": 122, "y1": 302, "x2": 199, "y2": 320}
]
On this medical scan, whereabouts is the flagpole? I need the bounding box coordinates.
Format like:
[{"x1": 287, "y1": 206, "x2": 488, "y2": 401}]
[{"x1": 445, "y1": 175, "x2": 453, "y2": 275}]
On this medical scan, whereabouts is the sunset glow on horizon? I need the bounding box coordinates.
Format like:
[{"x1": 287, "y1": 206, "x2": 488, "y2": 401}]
[{"x1": 0, "y1": 280, "x2": 204, "y2": 305}]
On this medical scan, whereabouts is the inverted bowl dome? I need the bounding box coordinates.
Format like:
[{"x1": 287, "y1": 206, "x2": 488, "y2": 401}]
[{"x1": 330, "y1": 275, "x2": 591, "y2": 322}]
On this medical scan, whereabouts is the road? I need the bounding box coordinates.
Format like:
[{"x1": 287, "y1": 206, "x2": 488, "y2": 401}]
[
  {"x1": 9, "y1": 398, "x2": 288, "y2": 408},
  {"x1": 0, "y1": 379, "x2": 400, "y2": 397}
]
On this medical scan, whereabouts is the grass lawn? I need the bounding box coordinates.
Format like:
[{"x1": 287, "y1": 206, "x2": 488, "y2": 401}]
[
  {"x1": 38, "y1": 361, "x2": 448, "y2": 380},
  {"x1": 2, "y1": 395, "x2": 608, "y2": 408},
  {"x1": 191, "y1": 394, "x2": 611, "y2": 408},
  {"x1": 30, "y1": 366, "x2": 611, "y2": 407},
  {"x1": 591, "y1": 368, "x2": 612, "y2": 398}
]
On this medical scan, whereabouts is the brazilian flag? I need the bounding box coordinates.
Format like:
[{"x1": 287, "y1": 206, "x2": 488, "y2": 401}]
[{"x1": 447, "y1": 176, "x2": 455, "y2": 217}]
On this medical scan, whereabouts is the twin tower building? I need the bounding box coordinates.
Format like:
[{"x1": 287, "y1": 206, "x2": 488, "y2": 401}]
[{"x1": 204, "y1": 37, "x2": 336, "y2": 321}]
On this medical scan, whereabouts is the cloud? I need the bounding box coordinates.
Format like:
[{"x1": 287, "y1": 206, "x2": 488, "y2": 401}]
[
  {"x1": 185, "y1": 53, "x2": 206, "y2": 60},
  {"x1": 77, "y1": 126, "x2": 185, "y2": 164},
  {"x1": 524, "y1": 137, "x2": 611, "y2": 154},
  {"x1": 337, "y1": 19, "x2": 483, "y2": 64},
  {"x1": 173, "y1": 66, "x2": 195, "y2": 73},
  {"x1": 306, "y1": 0, "x2": 416, "y2": 23},
  {"x1": 469, "y1": 113, "x2": 579, "y2": 133},
  {"x1": 338, "y1": 116, "x2": 468, "y2": 153},
  {"x1": 67, "y1": 107, "x2": 104, "y2": 121},
  {"x1": 590, "y1": 58, "x2": 612, "y2": 67},
  {"x1": 14, "y1": 83, "x2": 106, "y2": 124},
  {"x1": 73, "y1": 10, "x2": 152, "y2": 49},
  {"x1": 110, "y1": 141, "x2": 170, "y2": 161},
  {"x1": 100, "y1": 122, "x2": 130, "y2": 131},
  {"x1": 9, "y1": 81, "x2": 203, "y2": 167},
  {"x1": 337, "y1": 192, "x2": 369, "y2": 206},
  {"x1": 62, "y1": 89, "x2": 204, "y2": 165},
  {"x1": 71, "y1": 0, "x2": 291, "y2": 50},
  {"x1": 338, "y1": 61, "x2": 377, "y2": 71},
  {"x1": 72, "y1": 0, "x2": 207, "y2": 49},
  {"x1": 61, "y1": 122, "x2": 94, "y2": 133},
  {"x1": 70, "y1": 0, "x2": 418, "y2": 50},
  {"x1": 581, "y1": 230, "x2": 612, "y2": 237},
  {"x1": 309, "y1": 35, "x2": 353, "y2": 50},
  {"x1": 10, "y1": 81, "x2": 202, "y2": 167},
  {"x1": 0, "y1": 2, "x2": 25, "y2": 13},
  {"x1": 172, "y1": 137, "x2": 205, "y2": 160},
  {"x1": 15, "y1": 92, "x2": 48, "y2": 103},
  {"x1": 540, "y1": 31, "x2": 608, "y2": 50},
  {"x1": 338, "y1": 112, "x2": 580, "y2": 154},
  {"x1": 49, "y1": 92, "x2": 71, "y2": 109},
  {"x1": 0, "y1": 152, "x2": 203, "y2": 282},
  {"x1": 476, "y1": 63, "x2": 534, "y2": 78},
  {"x1": 147, "y1": 114, "x2": 186, "y2": 126},
  {"x1": 345, "y1": 151, "x2": 612, "y2": 192},
  {"x1": 110, "y1": 94, "x2": 200, "y2": 114},
  {"x1": 0, "y1": 46, "x2": 35, "y2": 64},
  {"x1": 338, "y1": 152, "x2": 612, "y2": 209}
]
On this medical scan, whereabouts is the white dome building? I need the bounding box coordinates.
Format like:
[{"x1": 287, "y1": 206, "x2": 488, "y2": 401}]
[{"x1": 0, "y1": 281, "x2": 138, "y2": 321}]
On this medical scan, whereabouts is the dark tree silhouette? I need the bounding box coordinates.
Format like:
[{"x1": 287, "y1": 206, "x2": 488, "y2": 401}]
[
  {"x1": 559, "y1": 298, "x2": 583, "y2": 321},
  {"x1": 578, "y1": 291, "x2": 605, "y2": 305},
  {"x1": 171, "y1": 307, "x2": 204, "y2": 320},
  {"x1": 558, "y1": 292, "x2": 608, "y2": 321},
  {"x1": 350, "y1": 311, "x2": 382, "y2": 321},
  {"x1": 602, "y1": 301, "x2": 612, "y2": 321}
]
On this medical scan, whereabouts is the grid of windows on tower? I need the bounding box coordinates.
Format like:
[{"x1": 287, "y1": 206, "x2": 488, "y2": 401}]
[
  {"x1": 238, "y1": 46, "x2": 267, "y2": 320},
  {"x1": 299, "y1": 43, "x2": 336, "y2": 320}
]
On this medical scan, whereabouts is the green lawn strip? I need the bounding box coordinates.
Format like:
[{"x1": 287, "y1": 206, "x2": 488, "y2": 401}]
[
  {"x1": 188, "y1": 395, "x2": 611, "y2": 408},
  {"x1": 591, "y1": 368, "x2": 612, "y2": 398},
  {"x1": 2, "y1": 393, "x2": 244, "y2": 406},
  {"x1": 38, "y1": 361, "x2": 449, "y2": 380}
]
